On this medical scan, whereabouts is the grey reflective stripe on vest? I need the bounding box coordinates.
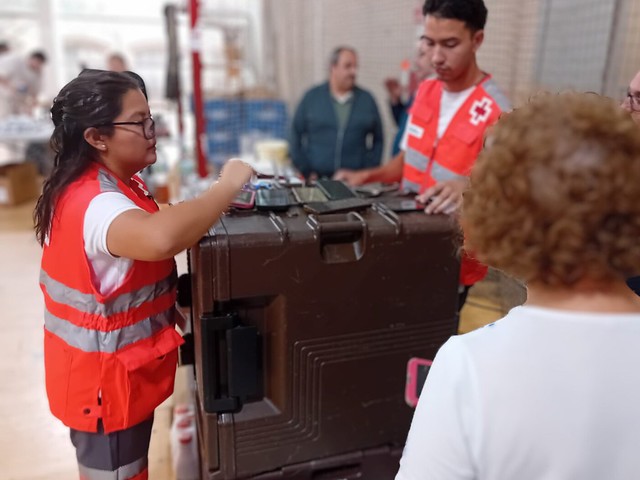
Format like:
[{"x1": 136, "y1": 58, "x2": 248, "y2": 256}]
[
  {"x1": 431, "y1": 160, "x2": 467, "y2": 183},
  {"x1": 405, "y1": 147, "x2": 429, "y2": 172},
  {"x1": 482, "y1": 78, "x2": 512, "y2": 112},
  {"x1": 402, "y1": 146, "x2": 429, "y2": 192},
  {"x1": 401, "y1": 178, "x2": 421, "y2": 194},
  {"x1": 97, "y1": 169, "x2": 124, "y2": 194},
  {"x1": 78, "y1": 457, "x2": 147, "y2": 480},
  {"x1": 40, "y1": 269, "x2": 176, "y2": 317},
  {"x1": 45, "y1": 306, "x2": 175, "y2": 353}
]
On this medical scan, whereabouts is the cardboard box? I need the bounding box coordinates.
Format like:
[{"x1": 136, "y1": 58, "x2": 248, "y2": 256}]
[{"x1": 0, "y1": 162, "x2": 39, "y2": 206}]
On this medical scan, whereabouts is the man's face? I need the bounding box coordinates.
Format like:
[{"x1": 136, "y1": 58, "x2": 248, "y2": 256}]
[
  {"x1": 28, "y1": 57, "x2": 44, "y2": 74},
  {"x1": 622, "y1": 71, "x2": 640, "y2": 126},
  {"x1": 330, "y1": 50, "x2": 358, "y2": 91},
  {"x1": 422, "y1": 15, "x2": 483, "y2": 86}
]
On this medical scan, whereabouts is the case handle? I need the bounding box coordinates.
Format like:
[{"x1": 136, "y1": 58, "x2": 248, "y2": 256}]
[{"x1": 307, "y1": 212, "x2": 367, "y2": 263}]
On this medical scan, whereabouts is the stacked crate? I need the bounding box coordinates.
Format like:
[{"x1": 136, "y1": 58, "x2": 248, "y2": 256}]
[{"x1": 203, "y1": 99, "x2": 289, "y2": 166}]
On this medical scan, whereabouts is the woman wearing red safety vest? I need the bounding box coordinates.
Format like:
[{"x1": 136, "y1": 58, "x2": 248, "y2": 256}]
[{"x1": 34, "y1": 70, "x2": 253, "y2": 480}]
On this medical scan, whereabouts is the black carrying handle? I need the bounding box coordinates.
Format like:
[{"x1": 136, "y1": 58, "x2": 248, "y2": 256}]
[
  {"x1": 201, "y1": 313, "x2": 260, "y2": 413},
  {"x1": 307, "y1": 212, "x2": 368, "y2": 263}
]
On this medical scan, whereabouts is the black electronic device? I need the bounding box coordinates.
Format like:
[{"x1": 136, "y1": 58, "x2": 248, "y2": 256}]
[
  {"x1": 379, "y1": 198, "x2": 426, "y2": 213},
  {"x1": 304, "y1": 197, "x2": 372, "y2": 215},
  {"x1": 354, "y1": 182, "x2": 400, "y2": 198},
  {"x1": 291, "y1": 186, "x2": 328, "y2": 204},
  {"x1": 230, "y1": 190, "x2": 256, "y2": 209},
  {"x1": 315, "y1": 179, "x2": 357, "y2": 200},
  {"x1": 255, "y1": 189, "x2": 295, "y2": 212}
]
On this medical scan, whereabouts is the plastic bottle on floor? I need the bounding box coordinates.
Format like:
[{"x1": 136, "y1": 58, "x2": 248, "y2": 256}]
[{"x1": 170, "y1": 404, "x2": 199, "y2": 480}]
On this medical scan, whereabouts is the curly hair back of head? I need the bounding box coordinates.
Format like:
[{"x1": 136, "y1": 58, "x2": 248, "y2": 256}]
[{"x1": 462, "y1": 92, "x2": 640, "y2": 287}]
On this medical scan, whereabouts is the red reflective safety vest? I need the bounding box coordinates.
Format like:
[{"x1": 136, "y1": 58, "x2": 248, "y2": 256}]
[
  {"x1": 402, "y1": 75, "x2": 510, "y2": 286},
  {"x1": 40, "y1": 162, "x2": 184, "y2": 433}
]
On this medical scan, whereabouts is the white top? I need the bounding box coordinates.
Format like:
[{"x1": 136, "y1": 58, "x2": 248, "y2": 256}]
[
  {"x1": 396, "y1": 305, "x2": 640, "y2": 480},
  {"x1": 401, "y1": 85, "x2": 475, "y2": 151},
  {"x1": 0, "y1": 54, "x2": 42, "y2": 116},
  {"x1": 83, "y1": 192, "x2": 140, "y2": 296}
]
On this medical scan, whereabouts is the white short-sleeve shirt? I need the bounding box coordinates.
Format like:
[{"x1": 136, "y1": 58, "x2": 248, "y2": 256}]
[
  {"x1": 83, "y1": 192, "x2": 141, "y2": 296},
  {"x1": 396, "y1": 305, "x2": 640, "y2": 480}
]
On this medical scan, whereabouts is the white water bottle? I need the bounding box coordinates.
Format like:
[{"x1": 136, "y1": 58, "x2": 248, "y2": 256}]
[{"x1": 170, "y1": 404, "x2": 199, "y2": 480}]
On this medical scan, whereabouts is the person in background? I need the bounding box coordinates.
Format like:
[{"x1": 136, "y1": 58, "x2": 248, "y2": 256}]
[
  {"x1": 335, "y1": 0, "x2": 510, "y2": 311},
  {"x1": 0, "y1": 50, "x2": 47, "y2": 116},
  {"x1": 621, "y1": 69, "x2": 640, "y2": 126},
  {"x1": 621, "y1": 69, "x2": 640, "y2": 295},
  {"x1": 34, "y1": 70, "x2": 253, "y2": 480},
  {"x1": 290, "y1": 46, "x2": 384, "y2": 180},
  {"x1": 107, "y1": 52, "x2": 128, "y2": 72},
  {"x1": 385, "y1": 42, "x2": 434, "y2": 156},
  {"x1": 0, "y1": 41, "x2": 9, "y2": 55},
  {"x1": 396, "y1": 91, "x2": 640, "y2": 480}
]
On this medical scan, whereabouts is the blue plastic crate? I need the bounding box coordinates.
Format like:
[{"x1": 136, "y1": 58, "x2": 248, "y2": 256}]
[
  {"x1": 207, "y1": 138, "x2": 239, "y2": 156},
  {"x1": 244, "y1": 122, "x2": 287, "y2": 140},
  {"x1": 244, "y1": 99, "x2": 288, "y2": 125},
  {"x1": 206, "y1": 128, "x2": 237, "y2": 143},
  {"x1": 203, "y1": 99, "x2": 242, "y2": 128}
]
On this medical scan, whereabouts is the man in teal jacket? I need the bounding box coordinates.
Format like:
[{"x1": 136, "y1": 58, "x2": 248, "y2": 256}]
[{"x1": 290, "y1": 46, "x2": 384, "y2": 179}]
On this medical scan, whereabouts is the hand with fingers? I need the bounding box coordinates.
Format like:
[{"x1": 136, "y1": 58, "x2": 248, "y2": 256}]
[
  {"x1": 333, "y1": 168, "x2": 369, "y2": 186},
  {"x1": 416, "y1": 178, "x2": 469, "y2": 215},
  {"x1": 218, "y1": 158, "x2": 255, "y2": 191}
]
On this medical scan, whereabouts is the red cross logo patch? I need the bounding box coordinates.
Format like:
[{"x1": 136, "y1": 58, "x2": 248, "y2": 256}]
[{"x1": 469, "y1": 97, "x2": 492, "y2": 126}]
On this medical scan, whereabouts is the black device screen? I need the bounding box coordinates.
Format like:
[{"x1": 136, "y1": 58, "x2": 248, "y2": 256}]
[
  {"x1": 234, "y1": 190, "x2": 254, "y2": 203},
  {"x1": 292, "y1": 186, "x2": 328, "y2": 203},
  {"x1": 415, "y1": 363, "x2": 431, "y2": 398},
  {"x1": 256, "y1": 189, "x2": 294, "y2": 211},
  {"x1": 380, "y1": 198, "x2": 426, "y2": 212}
]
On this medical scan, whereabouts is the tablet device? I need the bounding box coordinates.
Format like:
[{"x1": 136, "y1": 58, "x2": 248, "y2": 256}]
[
  {"x1": 304, "y1": 197, "x2": 372, "y2": 214},
  {"x1": 255, "y1": 189, "x2": 295, "y2": 212},
  {"x1": 292, "y1": 186, "x2": 328, "y2": 203},
  {"x1": 230, "y1": 189, "x2": 256, "y2": 209},
  {"x1": 315, "y1": 179, "x2": 357, "y2": 200},
  {"x1": 379, "y1": 198, "x2": 426, "y2": 212}
]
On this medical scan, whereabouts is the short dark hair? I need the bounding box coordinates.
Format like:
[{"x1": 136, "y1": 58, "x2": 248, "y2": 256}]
[
  {"x1": 329, "y1": 46, "x2": 357, "y2": 67},
  {"x1": 422, "y1": 0, "x2": 488, "y2": 32},
  {"x1": 30, "y1": 50, "x2": 47, "y2": 63}
]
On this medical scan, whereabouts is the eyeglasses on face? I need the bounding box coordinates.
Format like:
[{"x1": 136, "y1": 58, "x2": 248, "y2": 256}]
[
  {"x1": 624, "y1": 91, "x2": 640, "y2": 112},
  {"x1": 95, "y1": 116, "x2": 155, "y2": 139}
]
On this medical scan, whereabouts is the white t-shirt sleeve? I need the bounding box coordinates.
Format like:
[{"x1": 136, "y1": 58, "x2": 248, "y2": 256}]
[
  {"x1": 396, "y1": 337, "x2": 478, "y2": 480},
  {"x1": 400, "y1": 114, "x2": 412, "y2": 152},
  {"x1": 83, "y1": 192, "x2": 142, "y2": 296},
  {"x1": 84, "y1": 192, "x2": 141, "y2": 257}
]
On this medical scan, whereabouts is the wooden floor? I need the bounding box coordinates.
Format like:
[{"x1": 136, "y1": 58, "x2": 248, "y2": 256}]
[{"x1": 0, "y1": 199, "x2": 503, "y2": 480}]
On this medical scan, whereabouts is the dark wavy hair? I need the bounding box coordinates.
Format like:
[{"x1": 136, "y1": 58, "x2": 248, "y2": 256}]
[
  {"x1": 422, "y1": 0, "x2": 488, "y2": 32},
  {"x1": 462, "y1": 92, "x2": 640, "y2": 287},
  {"x1": 34, "y1": 70, "x2": 140, "y2": 246}
]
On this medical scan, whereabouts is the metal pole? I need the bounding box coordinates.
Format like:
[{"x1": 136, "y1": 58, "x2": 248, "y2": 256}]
[{"x1": 189, "y1": 0, "x2": 208, "y2": 178}]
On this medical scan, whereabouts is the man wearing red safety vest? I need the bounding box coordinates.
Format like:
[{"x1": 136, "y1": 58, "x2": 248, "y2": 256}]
[{"x1": 335, "y1": 0, "x2": 510, "y2": 311}]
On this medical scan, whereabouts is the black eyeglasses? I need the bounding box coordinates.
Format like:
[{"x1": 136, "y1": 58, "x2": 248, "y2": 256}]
[
  {"x1": 95, "y1": 116, "x2": 155, "y2": 139},
  {"x1": 624, "y1": 91, "x2": 640, "y2": 112}
]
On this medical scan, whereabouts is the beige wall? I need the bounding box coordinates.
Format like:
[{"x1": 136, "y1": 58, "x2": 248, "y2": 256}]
[{"x1": 265, "y1": 0, "x2": 639, "y2": 154}]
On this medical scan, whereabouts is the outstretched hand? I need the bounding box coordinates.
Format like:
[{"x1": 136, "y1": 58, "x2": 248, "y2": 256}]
[
  {"x1": 219, "y1": 158, "x2": 254, "y2": 191},
  {"x1": 333, "y1": 169, "x2": 369, "y2": 186},
  {"x1": 416, "y1": 178, "x2": 469, "y2": 215}
]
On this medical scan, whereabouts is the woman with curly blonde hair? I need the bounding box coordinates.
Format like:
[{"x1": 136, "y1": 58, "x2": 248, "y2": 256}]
[{"x1": 396, "y1": 92, "x2": 640, "y2": 480}]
